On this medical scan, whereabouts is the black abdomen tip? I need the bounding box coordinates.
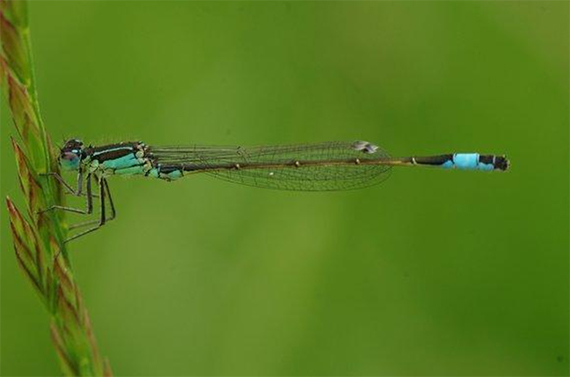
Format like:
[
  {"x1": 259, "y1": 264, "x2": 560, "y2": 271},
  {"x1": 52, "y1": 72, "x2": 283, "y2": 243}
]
[
  {"x1": 479, "y1": 155, "x2": 509, "y2": 171},
  {"x1": 494, "y1": 155, "x2": 509, "y2": 171}
]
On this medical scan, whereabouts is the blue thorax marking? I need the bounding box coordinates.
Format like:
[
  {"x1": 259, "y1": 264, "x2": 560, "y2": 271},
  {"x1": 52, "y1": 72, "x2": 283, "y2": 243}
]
[
  {"x1": 114, "y1": 165, "x2": 146, "y2": 175},
  {"x1": 101, "y1": 153, "x2": 140, "y2": 170}
]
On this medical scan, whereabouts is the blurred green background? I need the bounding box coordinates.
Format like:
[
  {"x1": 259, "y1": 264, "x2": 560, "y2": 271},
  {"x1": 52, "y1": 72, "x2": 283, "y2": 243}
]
[{"x1": 1, "y1": 1, "x2": 568, "y2": 376}]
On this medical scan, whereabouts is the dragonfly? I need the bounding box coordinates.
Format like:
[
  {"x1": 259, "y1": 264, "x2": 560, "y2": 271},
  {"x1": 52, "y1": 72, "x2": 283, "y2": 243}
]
[{"x1": 43, "y1": 139, "x2": 509, "y2": 242}]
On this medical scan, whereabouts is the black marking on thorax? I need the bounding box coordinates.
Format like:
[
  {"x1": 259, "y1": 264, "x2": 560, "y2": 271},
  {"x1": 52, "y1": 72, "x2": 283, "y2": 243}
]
[{"x1": 85, "y1": 142, "x2": 142, "y2": 162}]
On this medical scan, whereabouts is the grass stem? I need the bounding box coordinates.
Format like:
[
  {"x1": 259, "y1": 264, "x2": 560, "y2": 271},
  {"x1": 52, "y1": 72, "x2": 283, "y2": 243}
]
[{"x1": 1, "y1": 1, "x2": 111, "y2": 375}]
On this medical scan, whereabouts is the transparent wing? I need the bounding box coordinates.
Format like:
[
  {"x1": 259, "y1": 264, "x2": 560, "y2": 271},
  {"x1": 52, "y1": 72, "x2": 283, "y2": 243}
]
[{"x1": 148, "y1": 141, "x2": 392, "y2": 191}]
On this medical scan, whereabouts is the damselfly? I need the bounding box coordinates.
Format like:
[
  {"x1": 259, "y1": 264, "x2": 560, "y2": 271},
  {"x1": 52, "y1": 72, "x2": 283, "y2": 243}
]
[{"x1": 43, "y1": 139, "x2": 509, "y2": 242}]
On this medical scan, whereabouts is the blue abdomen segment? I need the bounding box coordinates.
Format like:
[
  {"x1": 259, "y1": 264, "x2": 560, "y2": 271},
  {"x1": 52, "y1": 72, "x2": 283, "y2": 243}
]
[
  {"x1": 441, "y1": 153, "x2": 507, "y2": 171},
  {"x1": 410, "y1": 153, "x2": 508, "y2": 171}
]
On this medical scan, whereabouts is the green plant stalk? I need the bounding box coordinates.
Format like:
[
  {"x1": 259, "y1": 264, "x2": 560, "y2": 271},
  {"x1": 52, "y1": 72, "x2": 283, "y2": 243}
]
[{"x1": 1, "y1": 1, "x2": 111, "y2": 375}]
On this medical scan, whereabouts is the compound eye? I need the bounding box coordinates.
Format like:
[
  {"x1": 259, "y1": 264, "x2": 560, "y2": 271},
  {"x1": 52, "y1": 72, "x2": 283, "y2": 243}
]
[{"x1": 61, "y1": 152, "x2": 79, "y2": 161}]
